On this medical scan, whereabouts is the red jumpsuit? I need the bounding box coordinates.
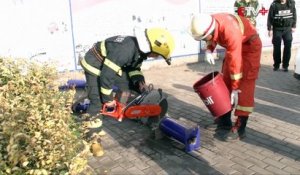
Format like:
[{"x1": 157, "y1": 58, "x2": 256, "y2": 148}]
[{"x1": 207, "y1": 13, "x2": 262, "y2": 116}]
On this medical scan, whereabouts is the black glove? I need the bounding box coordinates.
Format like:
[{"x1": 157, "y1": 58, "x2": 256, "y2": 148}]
[
  {"x1": 138, "y1": 81, "x2": 148, "y2": 93},
  {"x1": 104, "y1": 100, "x2": 116, "y2": 112}
]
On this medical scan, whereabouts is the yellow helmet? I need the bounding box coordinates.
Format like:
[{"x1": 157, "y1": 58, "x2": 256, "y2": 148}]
[
  {"x1": 190, "y1": 14, "x2": 216, "y2": 41},
  {"x1": 146, "y1": 28, "x2": 175, "y2": 65}
]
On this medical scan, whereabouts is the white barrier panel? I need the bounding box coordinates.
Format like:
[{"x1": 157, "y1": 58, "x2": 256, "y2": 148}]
[{"x1": 0, "y1": 0, "x2": 299, "y2": 71}]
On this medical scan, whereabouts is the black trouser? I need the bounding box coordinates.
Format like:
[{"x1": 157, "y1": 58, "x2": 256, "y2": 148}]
[
  {"x1": 84, "y1": 51, "x2": 138, "y2": 116},
  {"x1": 85, "y1": 71, "x2": 138, "y2": 116},
  {"x1": 217, "y1": 111, "x2": 232, "y2": 128},
  {"x1": 272, "y1": 29, "x2": 293, "y2": 69}
]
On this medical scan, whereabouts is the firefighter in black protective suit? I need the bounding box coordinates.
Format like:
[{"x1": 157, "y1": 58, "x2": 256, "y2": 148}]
[
  {"x1": 267, "y1": 0, "x2": 297, "y2": 72},
  {"x1": 78, "y1": 27, "x2": 175, "y2": 155}
]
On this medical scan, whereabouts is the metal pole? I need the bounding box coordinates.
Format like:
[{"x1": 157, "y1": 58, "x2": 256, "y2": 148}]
[
  {"x1": 199, "y1": 0, "x2": 201, "y2": 13},
  {"x1": 198, "y1": 0, "x2": 203, "y2": 61},
  {"x1": 68, "y1": 0, "x2": 77, "y2": 70}
]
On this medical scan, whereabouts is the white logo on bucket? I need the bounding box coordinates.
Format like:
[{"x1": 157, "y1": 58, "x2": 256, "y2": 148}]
[{"x1": 203, "y1": 96, "x2": 214, "y2": 106}]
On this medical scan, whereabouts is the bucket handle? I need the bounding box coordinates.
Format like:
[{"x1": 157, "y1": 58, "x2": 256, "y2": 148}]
[
  {"x1": 212, "y1": 70, "x2": 215, "y2": 85},
  {"x1": 207, "y1": 64, "x2": 216, "y2": 85},
  {"x1": 203, "y1": 54, "x2": 217, "y2": 85}
]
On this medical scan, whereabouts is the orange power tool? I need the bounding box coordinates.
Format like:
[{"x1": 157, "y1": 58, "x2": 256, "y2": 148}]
[{"x1": 101, "y1": 88, "x2": 168, "y2": 122}]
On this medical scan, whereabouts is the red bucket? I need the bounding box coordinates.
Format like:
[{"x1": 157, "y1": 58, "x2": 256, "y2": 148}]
[{"x1": 193, "y1": 71, "x2": 231, "y2": 118}]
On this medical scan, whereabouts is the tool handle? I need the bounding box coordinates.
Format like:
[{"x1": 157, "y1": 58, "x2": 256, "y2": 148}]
[{"x1": 101, "y1": 101, "x2": 125, "y2": 121}]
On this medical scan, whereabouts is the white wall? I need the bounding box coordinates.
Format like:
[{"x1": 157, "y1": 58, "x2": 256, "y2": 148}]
[{"x1": 0, "y1": 0, "x2": 299, "y2": 71}]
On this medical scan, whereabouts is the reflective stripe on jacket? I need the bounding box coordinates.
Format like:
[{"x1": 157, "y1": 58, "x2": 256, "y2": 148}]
[{"x1": 81, "y1": 36, "x2": 147, "y2": 103}]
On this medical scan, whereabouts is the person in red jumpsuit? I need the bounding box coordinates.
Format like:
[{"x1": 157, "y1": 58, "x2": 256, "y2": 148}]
[{"x1": 190, "y1": 13, "x2": 262, "y2": 141}]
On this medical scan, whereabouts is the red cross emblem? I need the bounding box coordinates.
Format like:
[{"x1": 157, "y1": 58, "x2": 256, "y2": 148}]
[{"x1": 259, "y1": 7, "x2": 268, "y2": 16}]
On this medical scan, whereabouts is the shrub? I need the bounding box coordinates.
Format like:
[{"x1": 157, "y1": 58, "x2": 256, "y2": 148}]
[{"x1": 0, "y1": 57, "x2": 88, "y2": 175}]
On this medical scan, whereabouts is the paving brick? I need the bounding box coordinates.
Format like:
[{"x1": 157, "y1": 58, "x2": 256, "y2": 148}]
[
  {"x1": 245, "y1": 157, "x2": 268, "y2": 169},
  {"x1": 231, "y1": 164, "x2": 255, "y2": 175},
  {"x1": 260, "y1": 150, "x2": 284, "y2": 161},
  {"x1": 231, "y1": 157, "x2": 254, "y2": 169},
  {"x1": 105, "y1": 150, "x2": 122, "y2": 161},
  {"x1": 110, "y1": 166, "x2": 130, "y2": 175},
  {"x1": 291, "y1": 130, "x2": 300, "y2": 138},
  {"x1": 242, "y1": 142, "x2": 265, "y2": 153},
  {"x1": 138, "y1": 146, "x2": 156, "y2": 155},
  {"x1": 259, "y1": 120, "x2": 277, "y2": 128},
  {"x1": 276, "y1": 127, "x2": 298, "y2": 136},
  {"x1": 142, "y1": 167, "x2": 159, "y2": 175},
  {"x1": 282, "y1": 166, "x2": 300, "y2": 174},
  {"x1": 198, "y1": 147, "x2": 219, "y2": 156},
  {"x1": 272, "y1": 143, "x2": 294, "y2": 153},
  {"x1": 265, "y1": 165, "x2": 290, "y2": 175},
  {"x1": 249, "y1": 165, "x2": 272, "y2": 175},
  {"x1": 252, "y1": 135, "x2": 277, "y2": 146},
  {"x1": 156, "y1": 170, "x2": 169, "y2": 175},
  {"x1": 244, "y1": 150, "x2": 265, "y2": 161},
  {"x1": 212, "y1": 157, "x2": 236, "y2": 167},
  {"x1": 229, "y1": 150, "x2": 250, "y2": 160},
  {"x1": 284, "y1": 137, "x2": 300, "y2": 146},
  {"x1": 263, "y1": 158, "x2": 286, "y2": 169},
  {"x1": 226, "y1": 143, "x2": 246, "y2": 152},
  {"x1": 137, "y1": 154, "x2": 152, "y2": 162},
  {"x1": 279, "y1": 158, "x2": 300, "y2": 170},
  {"x1": 214, "y1": 163, "x2": 237, "y2": 175},
  {"x1": 266, "y1": 131, "x2": 287, "y2": 141},
  {"x1": 126, "y1": 166, "x2": 146, "y2": 175},
  {"x1": 131, "y1": 158, "x2": 150, "y2": 171},
  {"x1": 119, "y1": 151, "x2": 139, "y2": 162},
  {"x1": 118, "y1": 160, "x2": 134, "y2": 169}
]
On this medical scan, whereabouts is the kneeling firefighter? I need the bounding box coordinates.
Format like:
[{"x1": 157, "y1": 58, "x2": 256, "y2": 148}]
[{"x1": 79, "y1": 27, "x2": 175, "y2": 156}]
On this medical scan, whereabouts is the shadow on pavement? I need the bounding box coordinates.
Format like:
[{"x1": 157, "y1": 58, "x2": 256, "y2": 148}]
[
  {"x1": 243, "y1": 128, "x2": 300, "y2": 161},
  {"x1": 254, "y1": 64, "x2": 300, "y2": 126}
]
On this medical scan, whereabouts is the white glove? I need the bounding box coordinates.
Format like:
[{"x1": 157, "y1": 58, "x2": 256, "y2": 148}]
[
  {"x1": 205, "y1": 50, "x2": 215, "y2": 65},
  {"x1": 231, "y1": 89, "x2": 241, "y2": 108}
]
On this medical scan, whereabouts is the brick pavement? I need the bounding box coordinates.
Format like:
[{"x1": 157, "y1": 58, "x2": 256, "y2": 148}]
[{"x1": 87, "y1": 49, "x2": 300, "y2": 175}]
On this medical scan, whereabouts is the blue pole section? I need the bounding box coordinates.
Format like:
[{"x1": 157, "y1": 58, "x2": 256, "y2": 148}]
[{"x1": 68, "y1": 0, "x2": 77, "y2": 70}]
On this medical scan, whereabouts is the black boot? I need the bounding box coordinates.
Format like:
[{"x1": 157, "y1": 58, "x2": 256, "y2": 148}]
[
  {"x1": 224, "y1": 116, "x2": 248, "y2": 141},
  {"x1": 205, "y1": 112, "x2": 232, "y2": 131},
  {"x1": 237, "y1": 116, "x2": 248, "y2": 138},
  {"x1": 216, "y1": 111, "x2": 233, "y2": 130},
  {"x1": 206, "y1": 111, "x2": 233, "y2": 131},
  {"x1": 212, "y1": 111, "x2": 233, "y2": 139}
]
